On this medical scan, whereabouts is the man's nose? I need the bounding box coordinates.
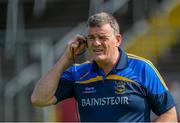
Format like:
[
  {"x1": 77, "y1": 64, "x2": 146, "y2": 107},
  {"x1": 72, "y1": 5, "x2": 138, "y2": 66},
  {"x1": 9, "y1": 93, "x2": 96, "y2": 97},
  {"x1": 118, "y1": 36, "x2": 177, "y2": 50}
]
[{"x1": 93, "y1": 37, "x2": 101, "y2": 46}]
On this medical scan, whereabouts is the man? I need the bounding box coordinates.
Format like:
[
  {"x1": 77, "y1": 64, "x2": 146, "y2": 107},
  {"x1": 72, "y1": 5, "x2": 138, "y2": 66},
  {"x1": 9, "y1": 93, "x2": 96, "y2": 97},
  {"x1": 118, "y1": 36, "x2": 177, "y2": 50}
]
[{"x1": 31, "y1": 12, "x2": 177, "y2": 122}]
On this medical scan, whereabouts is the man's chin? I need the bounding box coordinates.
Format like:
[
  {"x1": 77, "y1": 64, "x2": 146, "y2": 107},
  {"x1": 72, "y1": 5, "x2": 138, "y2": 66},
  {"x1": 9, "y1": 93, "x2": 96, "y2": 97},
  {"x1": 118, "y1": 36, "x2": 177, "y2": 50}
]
[{"x1": 93, "y1": 56, "x2": 105, "y2": 62}]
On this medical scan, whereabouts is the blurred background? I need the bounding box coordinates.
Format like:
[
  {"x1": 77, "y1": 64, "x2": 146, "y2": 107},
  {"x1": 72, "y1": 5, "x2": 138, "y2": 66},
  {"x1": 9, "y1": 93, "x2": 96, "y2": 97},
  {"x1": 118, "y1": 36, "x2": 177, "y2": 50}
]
[{"x1": 0, "y1": 0, "x2": 180, "y2": 121}]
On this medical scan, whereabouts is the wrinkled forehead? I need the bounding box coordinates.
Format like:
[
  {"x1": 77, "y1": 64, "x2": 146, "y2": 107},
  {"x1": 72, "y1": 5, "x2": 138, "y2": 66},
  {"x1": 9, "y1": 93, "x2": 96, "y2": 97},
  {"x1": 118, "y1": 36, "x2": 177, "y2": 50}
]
[{"x1": 87, "y1": 24, "x2": 114, "y2": 35}]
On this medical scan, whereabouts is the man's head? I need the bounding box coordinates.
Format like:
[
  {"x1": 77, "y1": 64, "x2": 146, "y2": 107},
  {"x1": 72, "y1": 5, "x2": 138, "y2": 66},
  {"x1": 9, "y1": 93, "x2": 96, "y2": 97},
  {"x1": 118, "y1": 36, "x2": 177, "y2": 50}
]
[
  {"x1": 87, "y1": 12, "x2": 120, "y2": 34},
  {"x1": 86, "y1": 12, "x2": 122, "y2": 64}
]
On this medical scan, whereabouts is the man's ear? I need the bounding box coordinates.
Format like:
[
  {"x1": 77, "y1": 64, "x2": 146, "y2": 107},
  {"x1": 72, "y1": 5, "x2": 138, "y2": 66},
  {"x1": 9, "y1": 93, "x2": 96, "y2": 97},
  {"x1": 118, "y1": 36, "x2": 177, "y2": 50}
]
[{"x1": 115, "y1": 34, "x2": 122, "y2": 47}]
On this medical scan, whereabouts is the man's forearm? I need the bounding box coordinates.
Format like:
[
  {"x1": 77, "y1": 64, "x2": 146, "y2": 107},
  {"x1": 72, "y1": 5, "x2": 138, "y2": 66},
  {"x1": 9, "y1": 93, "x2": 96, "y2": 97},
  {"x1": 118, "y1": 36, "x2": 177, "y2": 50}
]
[
  {"x1": 31, "y1": 54, "x2": 72, "y2": 106},
  {"x1": 31, "y1": 35, "x2": 86, "y2": 107}
]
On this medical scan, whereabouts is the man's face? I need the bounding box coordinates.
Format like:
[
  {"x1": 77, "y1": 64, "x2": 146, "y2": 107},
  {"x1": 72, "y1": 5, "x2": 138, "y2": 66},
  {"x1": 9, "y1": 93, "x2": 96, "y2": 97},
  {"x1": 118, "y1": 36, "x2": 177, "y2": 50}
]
[{"x1": 87, "y1": 24, "x2": 121, "y2": 63}]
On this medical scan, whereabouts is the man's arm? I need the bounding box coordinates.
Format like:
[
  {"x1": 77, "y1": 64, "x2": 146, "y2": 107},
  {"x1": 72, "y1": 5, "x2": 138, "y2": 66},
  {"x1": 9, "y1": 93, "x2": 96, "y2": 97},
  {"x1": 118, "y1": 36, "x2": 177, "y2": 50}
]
[
  {"x1": 31, "y1": 50, "x2": 73, "y2": 107},
  {"x1": 155, "y1": 107, "x2": 177, "y2": 122},
  {"x1": 31, "y1": 35, "x2": 86, "y2": 107}
]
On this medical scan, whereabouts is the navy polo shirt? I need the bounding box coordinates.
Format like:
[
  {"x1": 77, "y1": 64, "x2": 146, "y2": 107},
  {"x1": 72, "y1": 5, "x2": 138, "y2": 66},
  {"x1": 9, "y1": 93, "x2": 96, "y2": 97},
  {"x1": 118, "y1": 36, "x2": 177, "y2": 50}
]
[{"x1": 55, "y1": 48, "x2": 175, "y2": 122}]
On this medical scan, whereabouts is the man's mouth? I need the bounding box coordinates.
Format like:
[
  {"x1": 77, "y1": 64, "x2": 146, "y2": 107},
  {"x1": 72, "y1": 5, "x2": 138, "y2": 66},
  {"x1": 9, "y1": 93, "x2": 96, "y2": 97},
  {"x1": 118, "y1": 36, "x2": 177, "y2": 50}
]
[{"x1": 93, "y1": 49, "x2": 104, "y2": 53}]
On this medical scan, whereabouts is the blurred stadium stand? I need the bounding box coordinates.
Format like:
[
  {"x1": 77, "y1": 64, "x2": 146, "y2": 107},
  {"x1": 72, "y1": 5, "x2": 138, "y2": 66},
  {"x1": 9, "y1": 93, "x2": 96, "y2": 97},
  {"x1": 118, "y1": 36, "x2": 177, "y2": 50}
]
[{"x1": 0, "y1": 0, "x2": 179, "y2": 121}]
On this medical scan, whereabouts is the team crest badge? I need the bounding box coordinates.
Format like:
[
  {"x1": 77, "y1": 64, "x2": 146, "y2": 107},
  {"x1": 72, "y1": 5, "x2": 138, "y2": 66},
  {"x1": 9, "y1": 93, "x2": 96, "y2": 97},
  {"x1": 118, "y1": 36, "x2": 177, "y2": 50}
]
[{"x1": 115, "y1": 81, "x2": 126, "y2": 94}]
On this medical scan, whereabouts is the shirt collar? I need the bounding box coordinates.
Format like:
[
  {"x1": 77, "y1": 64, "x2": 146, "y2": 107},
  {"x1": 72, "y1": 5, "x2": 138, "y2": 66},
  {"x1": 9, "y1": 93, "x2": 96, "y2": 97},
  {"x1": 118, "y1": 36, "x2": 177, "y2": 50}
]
[{"x1": 92, "y1": 47, "x2": 128, "y2": 71}]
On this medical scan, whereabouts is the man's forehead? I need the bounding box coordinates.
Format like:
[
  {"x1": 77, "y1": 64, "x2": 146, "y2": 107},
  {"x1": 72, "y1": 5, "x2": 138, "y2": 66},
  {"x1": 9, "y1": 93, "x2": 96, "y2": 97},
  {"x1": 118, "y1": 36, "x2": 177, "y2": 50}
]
[
  {"x1": 87, "y1": 32, "x2": 108, "y2": 36},
  {"x1": 87, "y1": 24, "x2": 114, "y2": 35}
]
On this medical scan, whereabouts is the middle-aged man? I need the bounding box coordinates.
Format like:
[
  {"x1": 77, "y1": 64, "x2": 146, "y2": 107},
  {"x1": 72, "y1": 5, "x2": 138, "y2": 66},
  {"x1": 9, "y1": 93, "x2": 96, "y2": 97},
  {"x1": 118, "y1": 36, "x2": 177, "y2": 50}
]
[{"x1": 31, "y1": 12, "x2": 177, "y2": 122}]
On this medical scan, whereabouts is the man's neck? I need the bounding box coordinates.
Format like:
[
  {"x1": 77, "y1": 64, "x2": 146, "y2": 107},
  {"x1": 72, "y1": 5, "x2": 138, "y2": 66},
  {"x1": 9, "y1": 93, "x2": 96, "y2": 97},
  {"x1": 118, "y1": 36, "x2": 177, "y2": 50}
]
[{"x1": 97, "y1": 50, "x2": 120, "y2": 75}]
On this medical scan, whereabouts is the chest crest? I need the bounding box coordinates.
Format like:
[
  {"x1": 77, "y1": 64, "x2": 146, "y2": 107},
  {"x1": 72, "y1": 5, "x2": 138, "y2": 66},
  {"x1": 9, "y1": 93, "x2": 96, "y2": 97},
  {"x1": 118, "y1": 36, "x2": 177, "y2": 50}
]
[{"x1": 114, "y1": 81, "x2": 126, "y2": 95}]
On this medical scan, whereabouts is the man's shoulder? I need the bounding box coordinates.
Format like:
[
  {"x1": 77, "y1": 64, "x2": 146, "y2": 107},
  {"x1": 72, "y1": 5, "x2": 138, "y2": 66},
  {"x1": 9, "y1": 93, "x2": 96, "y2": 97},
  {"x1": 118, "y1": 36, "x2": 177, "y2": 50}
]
[
  {"x1": 127, "y1": 53, "x2": 153, "y2": 66},
  {"x1": 74, "y1": 60, "x2": 92, "y2": 67},
  {"x1": 73, "y1": 60, "x2": 93, "y2": 71}
]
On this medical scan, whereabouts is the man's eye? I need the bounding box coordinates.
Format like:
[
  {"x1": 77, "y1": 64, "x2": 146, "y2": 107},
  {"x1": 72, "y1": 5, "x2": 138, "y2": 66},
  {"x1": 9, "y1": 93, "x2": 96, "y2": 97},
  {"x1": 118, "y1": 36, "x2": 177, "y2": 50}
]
[
  {"x1": 87, "y1": 35, "x2": 109, "y2": 41},
  {"x1": 99, "y1": 36, "x2": 108, "y2": 40},
  {"x1": 87, "y1": 36, "x2": 95, "y2": 40}
]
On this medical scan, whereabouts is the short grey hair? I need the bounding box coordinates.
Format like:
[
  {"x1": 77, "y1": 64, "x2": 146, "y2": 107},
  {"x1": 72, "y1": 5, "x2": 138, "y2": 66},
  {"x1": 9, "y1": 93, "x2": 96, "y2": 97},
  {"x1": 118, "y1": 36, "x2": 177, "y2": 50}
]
[{"x1": 87, "y1": 12, "x2": 120, "y2": 33}]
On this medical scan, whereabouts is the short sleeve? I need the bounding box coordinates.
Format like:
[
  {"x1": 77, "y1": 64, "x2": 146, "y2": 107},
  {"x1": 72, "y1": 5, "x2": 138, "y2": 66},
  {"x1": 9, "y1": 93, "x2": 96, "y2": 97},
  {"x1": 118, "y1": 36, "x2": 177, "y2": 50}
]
[
  {"x1": 148, "y1": 91, "x2": 175, "y2": 115},
  {"x1": 143, "y1": 61, "x2": 176, "y2": 115},
  {"x1": 54, "y1": 67, "x2": 75, "y2": 104}
]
